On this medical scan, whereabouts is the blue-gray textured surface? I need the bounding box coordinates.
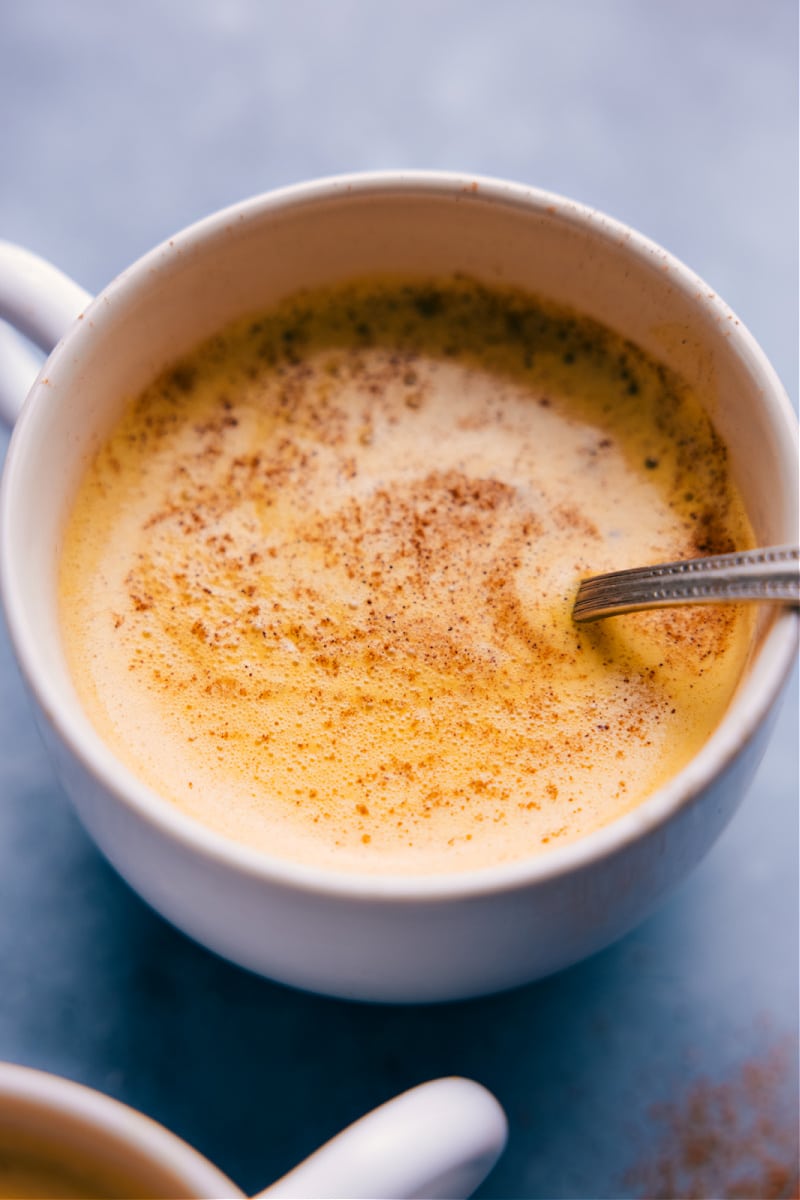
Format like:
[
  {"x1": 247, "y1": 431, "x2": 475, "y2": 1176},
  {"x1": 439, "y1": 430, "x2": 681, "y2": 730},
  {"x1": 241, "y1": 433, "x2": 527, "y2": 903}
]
[{"x1": 0, "y1": 2, "x2": 797, "y2": 1197}]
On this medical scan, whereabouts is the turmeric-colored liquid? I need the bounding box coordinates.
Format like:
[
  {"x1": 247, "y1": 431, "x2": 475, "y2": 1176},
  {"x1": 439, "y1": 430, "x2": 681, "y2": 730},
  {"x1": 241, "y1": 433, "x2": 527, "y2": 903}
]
[
  {"x1": 59, "y1": 278, "x2": 755, "y2": 873},
  {"x1": 0, "y1": 1138, "x2": 165, "y2": 1200}
]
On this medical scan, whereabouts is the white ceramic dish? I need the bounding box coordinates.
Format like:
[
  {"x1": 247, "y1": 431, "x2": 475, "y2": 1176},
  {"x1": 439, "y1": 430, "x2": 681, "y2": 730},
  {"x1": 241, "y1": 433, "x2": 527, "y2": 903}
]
[
  {"x1": 0, "y1": 172, "x2": 796, "y2": 1002},
  {"x1": 0, "y1": 1063, "x2": 507, "y2": 1198}
]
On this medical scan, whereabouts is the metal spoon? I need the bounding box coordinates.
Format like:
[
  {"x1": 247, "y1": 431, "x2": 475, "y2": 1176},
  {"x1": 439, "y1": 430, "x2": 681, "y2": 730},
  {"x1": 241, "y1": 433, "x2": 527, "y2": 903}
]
[{"x1": 572, "y1": 545, "x2": 800, "y2": 623}]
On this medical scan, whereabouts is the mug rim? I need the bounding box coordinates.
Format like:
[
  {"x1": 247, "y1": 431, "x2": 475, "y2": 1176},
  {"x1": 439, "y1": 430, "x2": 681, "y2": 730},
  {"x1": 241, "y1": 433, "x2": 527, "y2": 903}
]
[
  {"x1": 2, "y1": 168, "x2": 798, "y2": 903},
  {"x1": 0, "y1": 1061, "x2": 240, "y2": 1197}
]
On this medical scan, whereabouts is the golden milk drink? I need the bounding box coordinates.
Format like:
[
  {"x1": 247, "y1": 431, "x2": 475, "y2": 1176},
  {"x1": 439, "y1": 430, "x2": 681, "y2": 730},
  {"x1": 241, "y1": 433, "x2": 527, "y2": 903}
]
[{"x1": 59, "y1": 278, "x2": 755, "y2": 874}]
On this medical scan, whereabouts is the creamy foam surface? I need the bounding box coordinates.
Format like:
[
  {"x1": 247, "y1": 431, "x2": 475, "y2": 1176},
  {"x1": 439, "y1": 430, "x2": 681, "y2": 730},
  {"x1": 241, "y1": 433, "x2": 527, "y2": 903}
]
[{"x1": 60, "y1": 278, "x2": 755, "y2": 874}]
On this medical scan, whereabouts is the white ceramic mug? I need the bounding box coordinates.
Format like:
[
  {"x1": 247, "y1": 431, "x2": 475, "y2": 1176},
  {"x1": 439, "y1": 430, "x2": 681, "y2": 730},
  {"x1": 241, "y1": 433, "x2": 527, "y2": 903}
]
[
  {"x1": 0, "y1": 1064, "x2": 507, "y2": 1198},
  {"x1": 0, "y1": 172, "x2": 797, "y2": 1003}
]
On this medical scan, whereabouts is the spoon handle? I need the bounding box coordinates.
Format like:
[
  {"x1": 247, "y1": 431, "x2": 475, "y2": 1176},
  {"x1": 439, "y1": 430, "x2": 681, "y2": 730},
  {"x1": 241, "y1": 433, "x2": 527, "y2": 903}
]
[{"x1": 572, "y1": 545, "x2": 800, "y2": 623}]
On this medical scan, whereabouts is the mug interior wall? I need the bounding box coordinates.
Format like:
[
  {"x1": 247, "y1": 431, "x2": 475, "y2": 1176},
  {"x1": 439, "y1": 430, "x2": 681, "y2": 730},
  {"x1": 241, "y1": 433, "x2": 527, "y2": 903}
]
[{"x1": 9, "y1": 182, "x2": 797, "y2": 730}]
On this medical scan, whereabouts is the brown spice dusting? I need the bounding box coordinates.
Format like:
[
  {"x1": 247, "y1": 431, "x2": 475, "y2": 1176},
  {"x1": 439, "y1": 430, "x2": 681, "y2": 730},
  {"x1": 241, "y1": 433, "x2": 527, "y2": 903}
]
[
  {"x1": 624, "y1": 1042, "x2": 799, "y2": 1200},
  {"x1": 64, "y1": 273, "x2": 757, "y2": 871},
  {"x1": 167, "y1": 363, "x2": 197, "y2": 393}
]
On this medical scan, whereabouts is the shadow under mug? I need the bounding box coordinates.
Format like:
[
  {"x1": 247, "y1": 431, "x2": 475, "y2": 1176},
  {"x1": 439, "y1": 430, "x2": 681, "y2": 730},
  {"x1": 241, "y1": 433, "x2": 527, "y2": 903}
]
[
  {"x1": 0, "y1": 172, "x2": 797, "y2": 1003},
  {"x1": 0, "y1": 1064, "x2": 507, "y2": 1198}
]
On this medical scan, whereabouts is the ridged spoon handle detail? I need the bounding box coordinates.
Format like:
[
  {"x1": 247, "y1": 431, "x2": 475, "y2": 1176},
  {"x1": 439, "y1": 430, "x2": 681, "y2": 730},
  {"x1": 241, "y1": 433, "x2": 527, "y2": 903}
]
[{"x1": 572, "y1": 545, "x2": 800, "y2": 622}]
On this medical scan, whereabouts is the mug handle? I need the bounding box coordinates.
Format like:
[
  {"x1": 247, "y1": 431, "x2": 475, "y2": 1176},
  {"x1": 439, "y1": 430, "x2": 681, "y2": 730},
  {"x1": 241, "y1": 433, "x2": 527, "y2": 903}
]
[
  {"x1": 256, "y1": 1077, "x2": 508, "y2": 1200},
  {"x1": 0, "y1": 249, "x2": 510, "y2": 1197},
  {"x1": 0, "y1": 241, "x2": 92, "y2": 426}
]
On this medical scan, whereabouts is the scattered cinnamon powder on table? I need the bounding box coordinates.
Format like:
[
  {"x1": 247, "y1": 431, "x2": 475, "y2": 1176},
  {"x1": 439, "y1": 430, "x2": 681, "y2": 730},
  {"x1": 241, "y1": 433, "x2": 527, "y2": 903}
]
[{"x1": 624, "y1": 1040, "x2": 799, "y2": 1200}]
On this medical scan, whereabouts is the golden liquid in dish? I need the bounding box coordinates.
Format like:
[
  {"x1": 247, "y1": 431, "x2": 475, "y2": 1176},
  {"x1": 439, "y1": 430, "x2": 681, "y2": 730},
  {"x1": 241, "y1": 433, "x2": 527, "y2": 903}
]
[
  {"x1": 0, "y1": 1158, "x2": 105, "y2": 1200},
  {"x1": 0, "y1": 1136, "x2": 164, "y2": 1199},
  {"x1": 59, "y1": 277, "x2": 755, "y2": 874}
]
